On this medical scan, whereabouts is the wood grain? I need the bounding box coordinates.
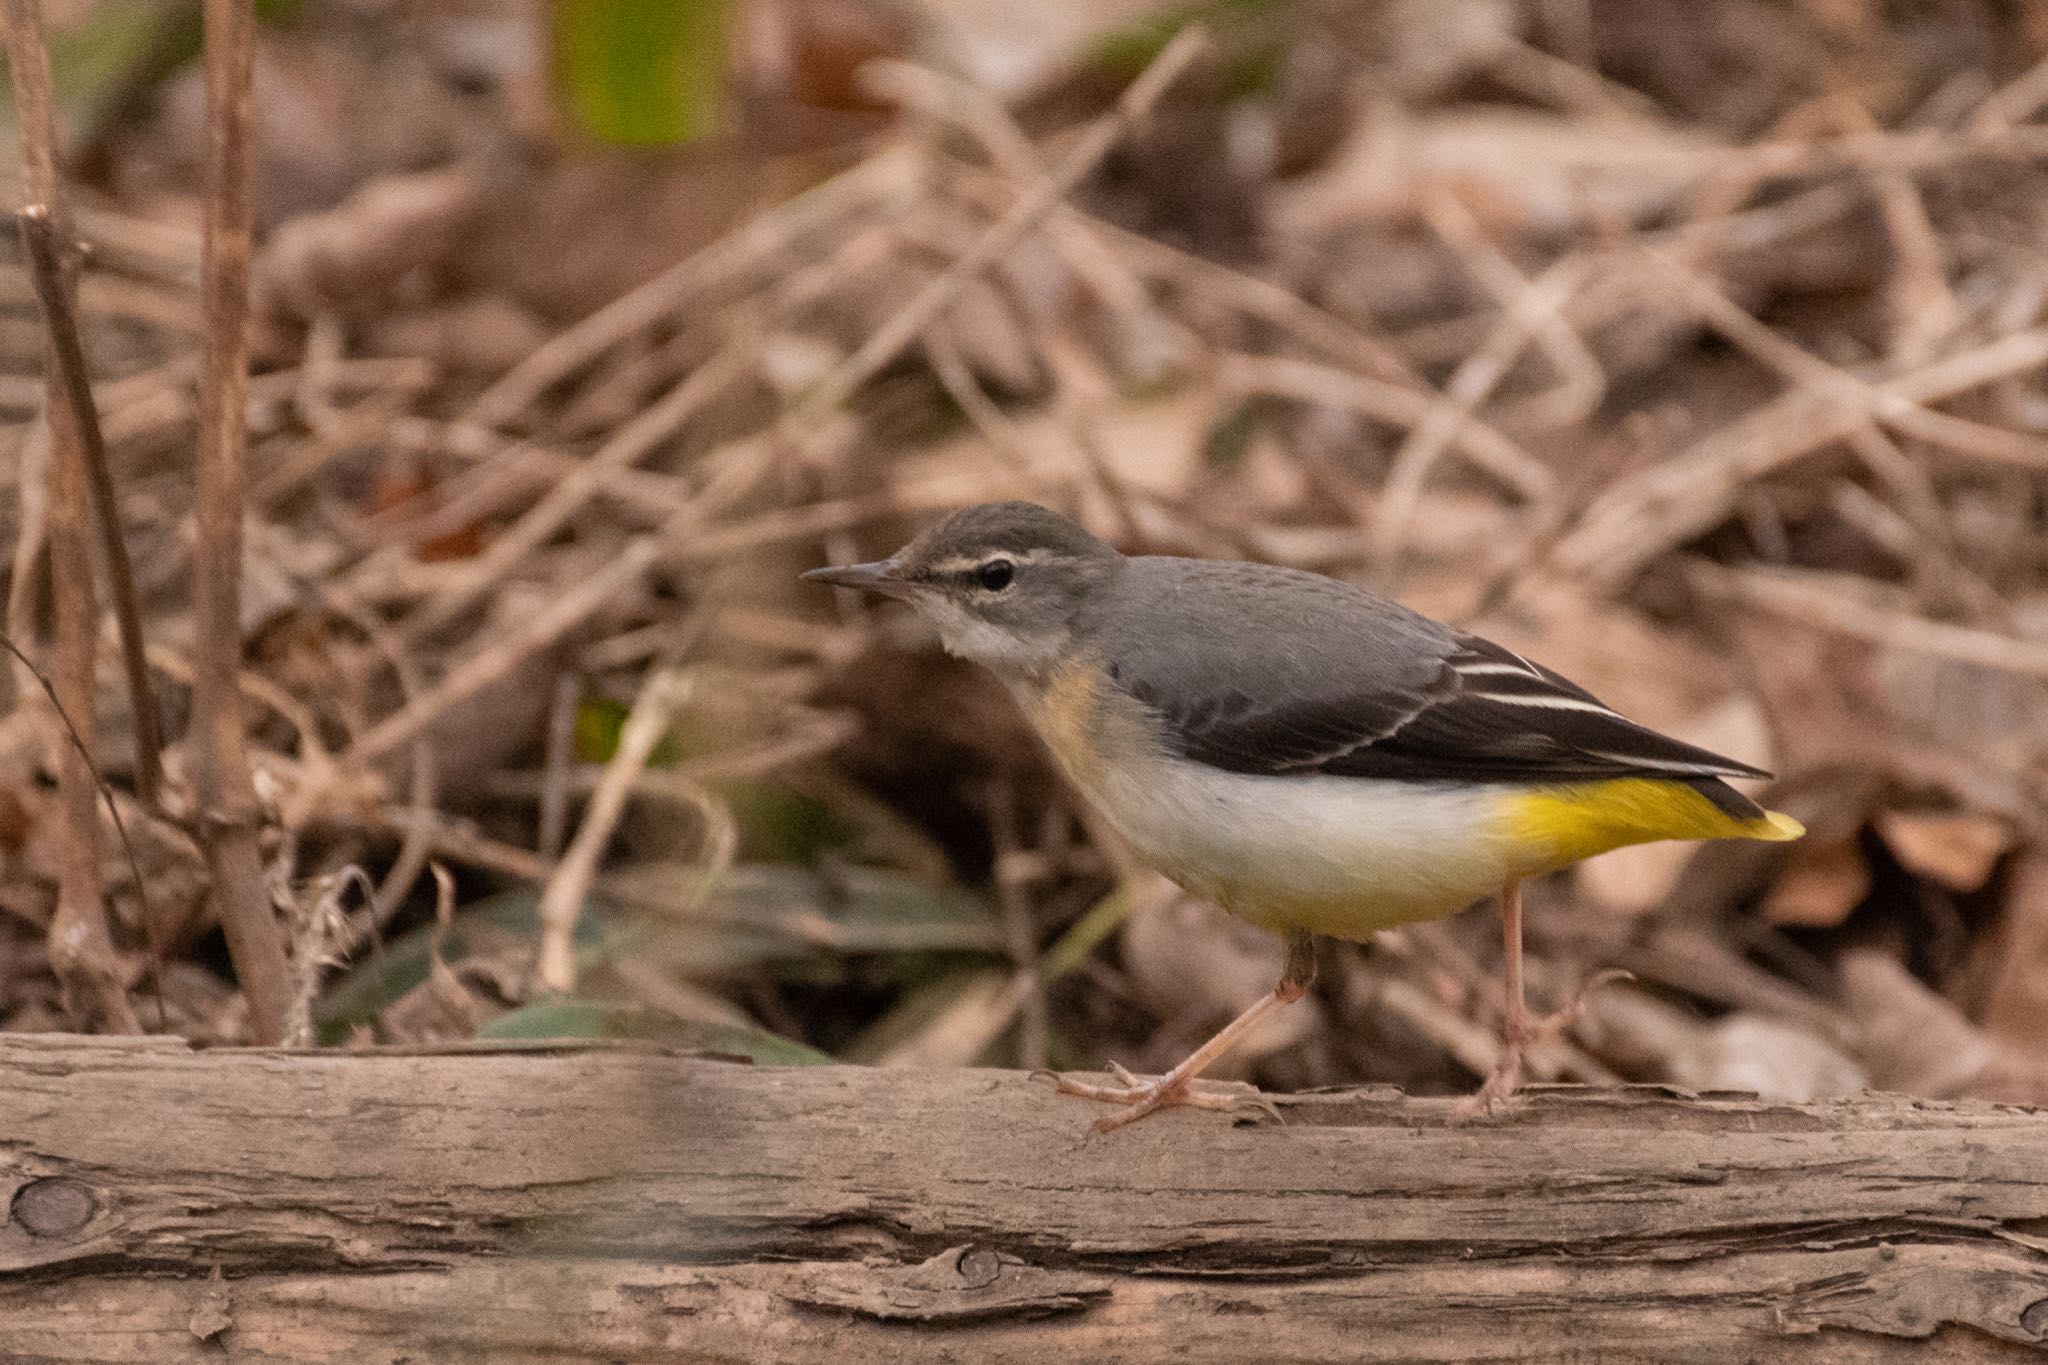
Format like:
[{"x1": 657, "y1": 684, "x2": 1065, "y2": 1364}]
[{"x1": 2, "y1": 1035, "x2": 2046, "y2": 1361}]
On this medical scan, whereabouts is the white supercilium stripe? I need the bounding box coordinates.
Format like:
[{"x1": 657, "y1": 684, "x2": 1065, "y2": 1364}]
[{"x1": 924, "y1": 548, "x2": 1056, "y2": 575}]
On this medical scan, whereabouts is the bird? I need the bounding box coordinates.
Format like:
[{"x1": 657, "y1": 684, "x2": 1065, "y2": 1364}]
[{"x1": 805, "y1": 501, "x2": 1802, "y2": 1130}]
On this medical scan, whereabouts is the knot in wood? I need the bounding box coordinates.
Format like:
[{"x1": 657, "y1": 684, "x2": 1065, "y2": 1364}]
[
  {"x1": 10, "y1": 1178, "x2": 96, "y2": 1237},
  {"x1": 2021, "y1": 1296, "x2": 2048, "y2": 1341},
  {"x1": 954, "y1": 1244, "x2": 1003, "y2": 1290}
]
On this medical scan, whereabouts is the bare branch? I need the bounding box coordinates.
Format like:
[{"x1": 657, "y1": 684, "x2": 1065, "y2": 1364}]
[
  {"x1": 3, "y1": 0, "x2": 138, "y2": 1032},
  {"x1": 190, "y1": 0, "x2": 292, "y2": 1042},
  {"x1": 16, "y1": 207, "x2": 165, "y2": 809},
  {"x1": 0, "y1": 631, "x2": 155, "y2": 1028}
]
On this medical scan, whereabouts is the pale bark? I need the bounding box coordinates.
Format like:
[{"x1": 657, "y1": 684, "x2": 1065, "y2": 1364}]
[{"x1": 2, "y1": 1036, "x2": 2045, "y2": 1361}]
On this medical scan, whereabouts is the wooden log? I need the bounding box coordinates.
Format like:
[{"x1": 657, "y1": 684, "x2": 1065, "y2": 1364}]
[{"x1": 2, "y1": 1034, "x2": 2046, "y2": 1361}]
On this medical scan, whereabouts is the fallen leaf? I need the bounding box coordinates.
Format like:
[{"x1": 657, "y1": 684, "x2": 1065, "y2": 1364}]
[
  {"x1": 850, "y1": 966, "x2": 1014, "y2": 1068},
  {"x1": 917, "y1": 0, "x2": 1180, "y2": 98},
  {"x1": 1573, "y1": 984, "x2": 1710, "y2": 1079},
  {"x1": 479, "y1": 998, "x2": 833, "y2": 1065},
  {"x1": 1664, "y1": 1013, "x2": 1868, "y2": 1102},
  {"x1": 1274, "y1": 108, "x2": 1720, "y2": 243},
  {"x1": 1837, "y1": 949, "x2": 2048, "y2": 1103},
  {"x1": 1874, "y1": 810, "x2": 2011, "y2": 894},
  {"x1": 1758, "y1": 838, "x2": 1870, "y2": 928},
  {"x1": 1968, "y1": 856, "x2": 2048, "y2": 1058}
]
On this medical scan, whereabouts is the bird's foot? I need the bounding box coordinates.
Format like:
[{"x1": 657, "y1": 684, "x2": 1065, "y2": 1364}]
[
  {"x1": 1452, "y1": 1041, "x2": 1527, "y2": 1121},
  {"x1": 1452, "y1": 968, "x2": 1632, "y2": 1123},
  {"x1": 1032, "y1": 1061, "x2": 1282, "y2": 1132}
]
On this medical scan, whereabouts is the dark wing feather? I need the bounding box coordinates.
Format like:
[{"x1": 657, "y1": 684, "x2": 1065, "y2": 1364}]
[{"x1": 1095, "y1": 558, "x2": 1769, "y2": 805}]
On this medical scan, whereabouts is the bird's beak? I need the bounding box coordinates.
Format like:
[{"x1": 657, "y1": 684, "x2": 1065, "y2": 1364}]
[{"x1": 801, "y1": 559, "x2": 918, "y2": 600}]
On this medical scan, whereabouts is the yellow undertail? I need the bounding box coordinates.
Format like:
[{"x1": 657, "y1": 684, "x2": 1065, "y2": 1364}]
[{"x1": 1501, "y1": 777, "x2": 1803, "y2": 874}]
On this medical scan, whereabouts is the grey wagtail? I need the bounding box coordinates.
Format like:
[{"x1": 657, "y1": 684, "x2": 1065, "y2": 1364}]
[{"x1": 805, "y1": 501, "x2": 1803, "y2": 1129}]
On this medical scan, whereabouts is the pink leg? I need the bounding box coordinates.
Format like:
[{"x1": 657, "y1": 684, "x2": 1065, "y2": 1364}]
[
  {"x1": 1455, "y1": 879, "x2": 1615, "y2": 1119},
  {"x1": 1040, "y1": 930, "x2": 1314, "y2": 1132},
  {"x1": 1457, "y1": 878, "x2": 1533, "y2": 1116}
]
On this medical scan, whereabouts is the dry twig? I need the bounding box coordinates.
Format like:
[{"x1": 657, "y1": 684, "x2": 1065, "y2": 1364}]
[
  {"x1": 189, "y1": 0, "x2": 293, "y2": 1042},
  {"x1": 1704, "y1": 567, "x2": 2048, "y2": 682},
  {"x1": 2, "y1": 0, "x2": 138, "y2": 1031},
  {"x1": 14, "y1": 210, "x2": 164, "y2": 808},
  {"x1": 464, "y1": 146, "x2": 918, "y2": 430},
  {"x1": 536, "y1": 669, "x2": 695, "y2": 993},
  {"x1": 1557, "y1": 327, "x2": 2048, "y2": 586},
  {"x1": 792, "y1": 25, "x2": 1211, "y2": 423}
]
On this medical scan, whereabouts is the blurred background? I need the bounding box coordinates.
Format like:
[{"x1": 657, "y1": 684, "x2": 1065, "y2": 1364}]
[{"x1": 3, "y1": 0, "x2": 2048, "y2": 1108}]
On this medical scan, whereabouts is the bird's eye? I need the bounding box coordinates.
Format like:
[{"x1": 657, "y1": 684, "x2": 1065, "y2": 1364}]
[{"x1": 976, "y1": 558, "x2": 1016, "y2": 592}]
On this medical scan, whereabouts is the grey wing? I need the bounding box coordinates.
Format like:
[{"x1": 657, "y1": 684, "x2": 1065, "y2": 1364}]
[
  {"x1": 1099, "y1": 558, "x2": 1769, "y2": 794},
  {"x1": 1097, "y1": 558, "x2": 1458, "y2": 772}
]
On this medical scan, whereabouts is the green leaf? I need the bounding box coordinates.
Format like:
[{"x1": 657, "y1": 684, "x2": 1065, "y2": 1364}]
[
  {"x1": 1088, "y1": 0, "x2": 1295, "y2": 99},
  {"x1": 551, "y1": 0, "x2": 735, "y2": 146},
  {"x1": 314, "y1": 888, "x2": 620, "y2": 1041},
  {"x1": 480, "y1": 998, "x2": 832, "y2": 1065},
  {"x1": 13, "y1": 0, "x2": 305, "y2": 123},
  {"x1": 1040, "y1": 886, "x2": 1133, "y2": 982},
  {"x1": 574, "y1": 694, "x2": 683, "y2": 766},
  {"x1": 41, "y1": 1, "x2": 162, "y2": 108},
  {"x1": 1203, "y1": 400, "x2": 1259, "y2": 469},
  {"x1": 604, "y1": 862, "x2": 1005, "y2": 974},
  {"x1": 721, "y1": 777, "x2": 841, "y2": 866},
  {"x1": 316, "y1": 865, "x2": 1003, "y2": 1040}
]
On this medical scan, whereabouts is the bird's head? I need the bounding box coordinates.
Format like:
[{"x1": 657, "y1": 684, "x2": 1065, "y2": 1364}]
[{"x1": 803, "y1": 501, "x2": 1121, "y2": 677}]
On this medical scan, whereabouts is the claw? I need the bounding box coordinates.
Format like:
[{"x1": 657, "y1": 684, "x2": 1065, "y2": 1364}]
[
  {"x1": 1034, "y1": 1064, "x2": 1282, "y2": 1131},
  {"x1": 1027, "y1": 947, "x2": 1314, "y2": 1133},
  {"x1": 1546, "y1": 968, "x2": 1633, "y2": 1035},
  {"x1": 1453, "y1": 967, "x2": 1629, "y2": 1124},
  {"x1": 1451, "y1": 1057, "x2": 1522, "y2": 1122}
]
